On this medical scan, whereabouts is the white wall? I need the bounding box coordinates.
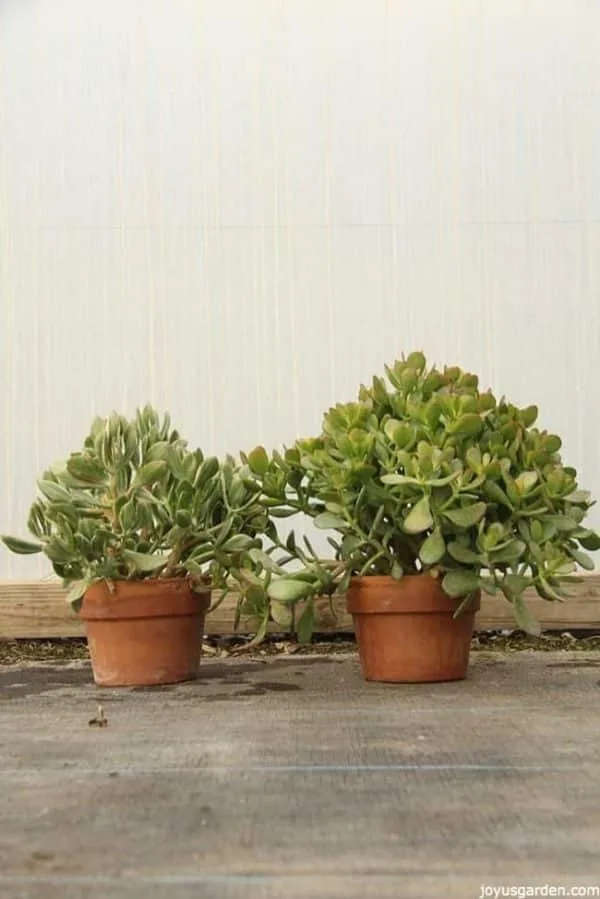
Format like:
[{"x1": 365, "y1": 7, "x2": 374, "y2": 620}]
[{"x1": 1, "y1": 0, "x2": 599, "y2": 577}]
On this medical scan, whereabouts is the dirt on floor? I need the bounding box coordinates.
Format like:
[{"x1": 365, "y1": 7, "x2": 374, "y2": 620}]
[{"x1": 1, "y1": 630, "x2": 600, "y2": 666}]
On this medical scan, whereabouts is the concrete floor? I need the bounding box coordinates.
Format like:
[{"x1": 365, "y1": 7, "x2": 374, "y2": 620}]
[{"x1": 1, "y1": 650, "x2": 600, "y2": 899}]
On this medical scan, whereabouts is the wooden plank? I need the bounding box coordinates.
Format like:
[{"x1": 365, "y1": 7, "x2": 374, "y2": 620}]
[{"x1": 0, "y1": 576, "x2": 599, "y2": 639}]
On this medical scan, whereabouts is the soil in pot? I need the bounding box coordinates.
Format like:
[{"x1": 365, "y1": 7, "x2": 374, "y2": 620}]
[
  {"x1": 346, "y1": 574, "x2": 480, "y2": 683},
  {"x1": 79, "y1": 578, "x2": 210, "y2": 687}
]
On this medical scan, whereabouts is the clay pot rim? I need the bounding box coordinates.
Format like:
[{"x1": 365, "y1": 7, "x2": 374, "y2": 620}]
[
  {"x1": 80, "y1": 577, "x2": 211, "y2": 621},
  {"x1": 349, "y1": 573, "x2": 438, "y2": 586},
  {"x1": 86, "y1": 575, "x2": 208, "y2": 587},
  {"x1": 347, "y1": 573, "x2": 481, "y2": 615}
]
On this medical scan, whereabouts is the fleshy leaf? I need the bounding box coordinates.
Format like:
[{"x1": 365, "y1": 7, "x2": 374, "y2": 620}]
[
  {"x1": 248, "y1": 447, "x2": 270, "y2": 477},
  {"x1": 221, "y1": 535, "x2": 257, "y2": 553},
  {"x1": 442, "y1": 569, "x2": 480, "y2": 598},
  {"x1": 267, "y1": 578, "x2": 316, "y2": 603},
  {"x1": 419, "y1": 528, "x2": 446, "y2": 565},
  {"x1": 579, "y1": 531, "x2": 600, "y2": 552},
  {"x1": 484, "y1": 481, "x2": 513, "y2": 508},
  {"x1": 511, "y1": 594, "x2": 541, "y2": 636},
  {"x1": 123, "y1": 550, "x2": 171, "y2": 572},
  {"x1": 502, "y1": 573, "x2": 532, "y2": 594},
  {"x1": 448, "y1": 413, "x2": 484, "y2": 438},
  {"x1": 65, "y1": 579, "x2": 89, "y2": 605},
  {"x1": 296, "y1": 601, "x2": 316, "y2": 644},
  {"x1": 270, "y1": 600, "x2": 294, "y2": 628},
  {"x1": 1, "y1": 535, "x2": 43, "y2": 555},
  {"x1": 569, "y1": 548, "x2": 595, "y2": 571},
  {"x1": 314, "y1": 512, "x2": 348, "y2": 530},
  {"x1": 515, "y1": 471, "x2": 538, "y2": 494},
  {"x1": 565, "y1": 490, "x2": 591, "y2": 505},
  {"x1": 403, "y1": 496, "x2": 433, "y2": 534},
  {"x1": 249, "y1": 548, "x2": 279, "y2": 572},
  {"x1": 381, "y1": 473, "x2": 420, "y2": 486},
  {"x1": 447, "y1": 542, "x2": 480, "y2": 565},
  {"x1": 391, "y1": 560, "x2": 404, "y2": 581},
  {"x1": 37, "y1": 480, "x2": 72, "y2": 503},
  {"x1": 405, "y1": 351, "x2": 426, "y2": 371},
  {"x1": 443, "y1": 502, "x2": 487, "y2": 528},
  {"x1": 66, "y1": 456, "x2": 106, "y2": 484},
  {"x1": 131, "y1": 461, "x2": 168, "y2": 489}
]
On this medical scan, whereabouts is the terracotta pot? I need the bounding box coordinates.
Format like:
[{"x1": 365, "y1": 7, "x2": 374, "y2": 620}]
[
  {"x1": 79, "y1": 578, "x2": 210, "y2": 687},
  {"x1": 346, "y1": 574, "x2": 480, "y2": 683}
]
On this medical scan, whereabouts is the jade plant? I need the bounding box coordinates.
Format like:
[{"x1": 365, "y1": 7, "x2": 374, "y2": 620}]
[
  {"x1": 1, "y1": 406, "x2": 276, "y2": 612},
  {"x1": 247, "y1": 353, "x2": 599, "y2": 637}
]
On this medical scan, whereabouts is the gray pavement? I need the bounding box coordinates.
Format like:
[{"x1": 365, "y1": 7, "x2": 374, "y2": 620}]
[{"x1": 1, "y1": 650, "x2": 600, "y2": 899}]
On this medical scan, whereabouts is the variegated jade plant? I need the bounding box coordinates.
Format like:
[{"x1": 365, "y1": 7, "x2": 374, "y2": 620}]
[
  {"x1": 248, "y1": 353, "x2": 600, "y2": 638},
  {"x1": 1, "y1": 407, "x2": 276, "y2": 613}
]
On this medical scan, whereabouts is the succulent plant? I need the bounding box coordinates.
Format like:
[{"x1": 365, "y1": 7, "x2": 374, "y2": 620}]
[
  {"x1": 1, "y1": 406, "x2": 275, "y2": 609},
  {"x1": 250, "y1": 352, "x2": 600, "y2": 637}
]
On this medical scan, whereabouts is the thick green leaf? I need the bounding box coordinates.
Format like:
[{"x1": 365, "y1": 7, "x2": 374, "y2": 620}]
[
  {"x1": 270, "y1": 599, "x2": 294, "y2": 628},
  {"x1": 442, "y1": 569, "x2": 480, "y2": 598},
  {"x1": 194, "y1": 456, "x2": 220, "y2": 489},
  {"x1": 543, "y1": 434, "x2": 562, "y2": 453},
  {"x1": 119, "y1": 499, "x2": 138, "y2": 532},
  {"x1": 296, "y1": 601, "x2": 316, "y2": 644},
  {"x1": 37, "y1": 480, "x2": 72, "y2": 503},
  {"x1": 511, "y1": 594, "x2": 541, "y2": 636},
  {"x1": 267, "y1": 578, "x2": 316, "y2": 603},
  {"x1": 544, "y1": 515, "x2": 578, "y2": 532},
  {"x1": 448, "y1": 413, "x2": 483, "y2": 438},
  {"x1": 488, "y1": 540, "x2": 526, "y2": 564},
  {"x1": 249, "y1": 548, "x2": 279, "y2": 571},
  {"x1": 164, "y1": 445, "x2": 188, "y2": 480},
  {"x1": 405, "y1": 350, "x2": 426, "y2": 371},
  {"x1": 314, "y1": 511, "x2": 348, "y2": 530},
  {"x1": 479, "y1": 577, "x2": 498, "y2": 595},
  {"x1": 530, "y1": 520, "x2": 543, "y2": 542},
  {"x1": 536, "y1": 577, "x2": 569, "y2": 602},
  {"x1": 565, "y1": 489, "x2": 591, "y2": 505},
  {"x1": 425, "y1": 472, "x2": 462, "y2": 487},
  {"x1": 383, "y1": 419, "x2": 414, "y2": 448},
  {"x1": 569, "y1": 548, "x2": 595, "y2": 571},
  {"x1": 221, "y1": 534, "x2": 257, "y2": 553},
  {"x1": 503, "y1": 573, "x2": 532, "y2": 594},
  {"x1": 579, "y1": 531, "x2": 600, "y2": 552},
  {"x1": 391, "y1": 560, "x2": 404, "y2": 581},
  {"x1": 1, "y1": 535, "x2": 43, "y2": 555},
  {"x1": 419, "y1": 528, "x2": 445, "y2": 565},
  {"x1": 123, "y1": 550, "x2": 171, "y2": 572},
  {"x1": 381, "y1": 473, "x2": 420, "y2": 486},
  {"x1": 66, "y1": 455, "x2": 106, "y2": 484},
  {"x1": 484, "y1": 481, "x2": 513, "y2": 508},
  {"x1": 403, "y1": 496, "x2": 433, "y2": 534},
  {"x1": 144, "y1": 441, "x2": 171, "y2": 463},
  {"x1": 519, "y1": 405, "x2": 538, "y2": 427},
  {"x1": 247, "y1": 446, "x2": 270, "y2": 477},
  {"x1": 447, "y1": 542, "x2": 480, "y2": 565},
  {"x1": 175, "y1": 510, "x2": 192, "y2": 528},
  {"x1": 131, "y1": 461, "x2": 168, "y2": 489},
  {"x1": 45, "y1": 540, "x2": 78, "y2": 564},
  {"x1": 65, "y1": 579, "x2": 89, "y2": 605},
  {"x1": 452, "y1": 591, "x2": 478, "y2": 619},
  {"x1": 515, "y1": 471, "x2": 538, "y2": 494},
  {"x1": 443, "y1": 502, "x2": 486, "y2": 528}
]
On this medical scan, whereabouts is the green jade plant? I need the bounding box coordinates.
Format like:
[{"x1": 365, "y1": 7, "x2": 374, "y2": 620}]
[
  {"x1": 247, "y1": 352, "x2": 600, "y2": 639},
  {"x1": 1, "y1": 407, "x2": 277, "y2": 623}
]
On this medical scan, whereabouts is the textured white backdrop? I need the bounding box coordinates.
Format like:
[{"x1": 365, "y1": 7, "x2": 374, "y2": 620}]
[{"x1": 1, "y1": 0, "x2": 599, "y2": 577}]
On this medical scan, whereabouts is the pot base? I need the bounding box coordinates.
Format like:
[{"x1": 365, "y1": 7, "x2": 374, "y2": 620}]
[
  {"x1": 80, "y1": 579, "x2": 210, "y2": 687},
  {"x1": 347, "y1": 575, "x2": 479, "y2": 684}
]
